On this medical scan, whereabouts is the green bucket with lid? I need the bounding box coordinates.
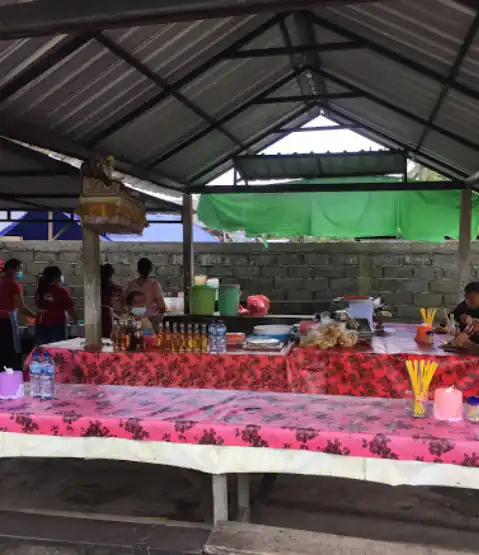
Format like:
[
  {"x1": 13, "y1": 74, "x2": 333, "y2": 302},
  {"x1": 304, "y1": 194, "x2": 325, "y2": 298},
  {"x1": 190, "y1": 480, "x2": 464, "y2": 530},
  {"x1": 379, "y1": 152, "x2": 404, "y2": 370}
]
[
  {"x1": 218, "y1": 284, "x2": 241, "y2": 316},
  {"x1": 189, "y1": 285, "x2": 216, "y2": 316}
]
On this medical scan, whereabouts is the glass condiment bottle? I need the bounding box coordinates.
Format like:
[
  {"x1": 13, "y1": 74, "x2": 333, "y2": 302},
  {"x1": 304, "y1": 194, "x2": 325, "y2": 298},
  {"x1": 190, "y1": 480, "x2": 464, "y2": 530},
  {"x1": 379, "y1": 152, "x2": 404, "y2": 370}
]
[
  {"x1": 116, "y1": 317, "x2": 127, "y2": 351},
  {"x1": 201, "y1": 324, "x2": 208, "y2": 354},
  {"x1": 134, "y1": 321, "x2": 144, "y2": 352},
  {"x1": 157, "y1": 323, "x2": 164, "y2": 350},
  {"x1": 186, "y1": 323, "x2": 194, "y2": 352},
  {"x1": 178, "y1": 323, "x2": 186, "y2": 353},
  {"x1": 126, "y1": 317, "x2": 135, "y2": 351},
  {"x1": 164, "y1": 322, "x2": 172, "y2": 353},
  {"x1": 193, "y1": 323, "x2": 201, "y2": 353},
  {"x1": 171, "y1": 322, "x2": 178, "y2": 353},
  {"x1": 466, "y1": 396, "x2": 479, "y2": 423}
]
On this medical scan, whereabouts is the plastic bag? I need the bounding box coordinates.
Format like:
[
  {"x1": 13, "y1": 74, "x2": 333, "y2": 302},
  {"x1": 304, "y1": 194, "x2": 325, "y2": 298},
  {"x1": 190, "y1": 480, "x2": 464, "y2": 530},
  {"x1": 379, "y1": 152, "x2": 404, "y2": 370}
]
[{"x1": 246, "y1": 295, "x2": 270, "y2": 317}]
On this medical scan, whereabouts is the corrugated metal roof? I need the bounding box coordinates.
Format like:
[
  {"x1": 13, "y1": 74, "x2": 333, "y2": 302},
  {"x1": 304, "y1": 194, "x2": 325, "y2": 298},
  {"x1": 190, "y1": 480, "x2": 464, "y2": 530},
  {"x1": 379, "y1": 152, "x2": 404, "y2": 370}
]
[
  {"x1": 0, "y1": 137, "x2": 181, "y2": 212},
  {"x1": 235, "y1": 150, "x2": 406, "y2": 181},
  {"x1": 0, "y1": 1, "x2": 476, "y2": 193}
]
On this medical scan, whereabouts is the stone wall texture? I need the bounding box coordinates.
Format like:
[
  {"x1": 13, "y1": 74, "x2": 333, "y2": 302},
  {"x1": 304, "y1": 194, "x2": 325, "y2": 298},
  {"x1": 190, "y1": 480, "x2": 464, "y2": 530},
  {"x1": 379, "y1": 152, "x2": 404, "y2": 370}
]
[{"x1": 0, "y1": 240, "x2": 473, "y2": 320}]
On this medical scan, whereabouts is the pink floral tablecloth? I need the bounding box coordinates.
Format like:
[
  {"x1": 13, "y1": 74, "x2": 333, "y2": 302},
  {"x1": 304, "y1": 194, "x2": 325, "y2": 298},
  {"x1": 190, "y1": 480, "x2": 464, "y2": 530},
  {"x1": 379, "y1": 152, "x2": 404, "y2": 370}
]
[{"x1": 1, "y1": 384, "x2": 479, "y2": 467}]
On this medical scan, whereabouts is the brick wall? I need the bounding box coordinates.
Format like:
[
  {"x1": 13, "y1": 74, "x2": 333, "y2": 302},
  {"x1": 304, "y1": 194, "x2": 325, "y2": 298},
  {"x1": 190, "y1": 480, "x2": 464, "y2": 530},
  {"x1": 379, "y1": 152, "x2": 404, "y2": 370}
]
[{"x1": 0, "y1": 240, "x2": 470, "y2": 320}]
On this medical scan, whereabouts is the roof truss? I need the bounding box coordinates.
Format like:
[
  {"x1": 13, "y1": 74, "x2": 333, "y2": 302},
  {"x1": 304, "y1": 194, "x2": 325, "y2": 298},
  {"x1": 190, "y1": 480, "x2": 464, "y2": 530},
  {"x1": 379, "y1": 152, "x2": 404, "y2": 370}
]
[{"x1": 0, "y1": 2, "x2": 476, "y2": 194}]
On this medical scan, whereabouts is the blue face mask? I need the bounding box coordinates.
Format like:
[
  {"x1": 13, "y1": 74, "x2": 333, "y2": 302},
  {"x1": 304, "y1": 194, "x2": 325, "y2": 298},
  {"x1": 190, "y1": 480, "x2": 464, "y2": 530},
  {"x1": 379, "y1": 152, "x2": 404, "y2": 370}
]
[
  {"x1": 131, "y1": 306, "x2": 147, "y2": 317},
  {"x1": 16, "y1": 271, "x2": 23, "y2": 280}
]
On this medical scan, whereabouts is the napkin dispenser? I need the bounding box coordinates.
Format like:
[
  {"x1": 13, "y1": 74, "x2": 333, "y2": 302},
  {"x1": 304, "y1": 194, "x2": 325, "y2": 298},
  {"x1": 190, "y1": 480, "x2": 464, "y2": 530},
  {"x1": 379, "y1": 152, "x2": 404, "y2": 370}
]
[{"x1": 0, "y1": 367, "x2": 24, "y2": 399}]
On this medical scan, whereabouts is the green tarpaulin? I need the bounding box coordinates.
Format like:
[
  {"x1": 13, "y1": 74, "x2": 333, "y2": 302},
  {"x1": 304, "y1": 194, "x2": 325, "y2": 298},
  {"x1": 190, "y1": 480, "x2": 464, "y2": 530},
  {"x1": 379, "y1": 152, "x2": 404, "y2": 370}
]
[{"x1": 198, "y1": 177, "x2": 479, "y2": 242}]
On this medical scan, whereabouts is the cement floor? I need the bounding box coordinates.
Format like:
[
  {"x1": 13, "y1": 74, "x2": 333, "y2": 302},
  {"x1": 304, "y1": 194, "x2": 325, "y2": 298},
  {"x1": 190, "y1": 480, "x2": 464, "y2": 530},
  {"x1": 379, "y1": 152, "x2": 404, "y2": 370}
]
[{"x1": 1, "y1": 458, "x2": 479, "y2": 550}]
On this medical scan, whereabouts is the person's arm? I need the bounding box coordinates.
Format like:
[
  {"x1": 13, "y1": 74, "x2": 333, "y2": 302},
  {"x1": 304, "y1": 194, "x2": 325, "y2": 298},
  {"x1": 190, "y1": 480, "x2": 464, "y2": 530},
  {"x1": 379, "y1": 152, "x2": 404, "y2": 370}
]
[
  {"x1": 67, "y1": 306, "x2": 78, "y2": 323},
  {"x1": 120, "y1": 282, "x2": 132, "y2": 313},
  {"x1": 153, "y1": 281, "x2": 166, "y2": 313},
  {"x1": 468, "y1": 318, "x2": 479, "y2": 335},
  {"x1": 452, "y1": 302, "x2": 465, "y2": 323},
  {"x1": 62, "y1": 289, "x2": 78, "y2": 324},
  {"x1": 111, "y1": 284, "x2": 123, "y2": 316},
  {"x1": 14, "y1": 292, "x2": 35, "y2": 318},
  {"x1": 455, "y1": 332, "x2": 479, "y2": 354}
]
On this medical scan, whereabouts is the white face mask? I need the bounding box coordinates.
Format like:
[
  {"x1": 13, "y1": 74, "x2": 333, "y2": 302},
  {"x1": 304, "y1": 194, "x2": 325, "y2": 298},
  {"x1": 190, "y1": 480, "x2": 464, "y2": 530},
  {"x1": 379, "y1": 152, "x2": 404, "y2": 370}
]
[{"x1": 131, "y1": 306, "x2": 147, "y2": 317}]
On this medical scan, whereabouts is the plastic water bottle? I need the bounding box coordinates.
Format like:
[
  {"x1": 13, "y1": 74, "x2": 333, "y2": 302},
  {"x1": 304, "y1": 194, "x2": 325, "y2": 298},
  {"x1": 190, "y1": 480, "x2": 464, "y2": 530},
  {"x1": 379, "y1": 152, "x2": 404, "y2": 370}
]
[
  {"x1": 40, "y1": 352, "x2": 55, "y2": 399},
  {"x1": 216, "y1": 320, "x2": 227, "y2": 354},
  {"x1": 208, "y1": 321, "x2": 217, "y2": 354},
  {"x1": 29, "y1": 353, "x2": 42, "y2": 398}
]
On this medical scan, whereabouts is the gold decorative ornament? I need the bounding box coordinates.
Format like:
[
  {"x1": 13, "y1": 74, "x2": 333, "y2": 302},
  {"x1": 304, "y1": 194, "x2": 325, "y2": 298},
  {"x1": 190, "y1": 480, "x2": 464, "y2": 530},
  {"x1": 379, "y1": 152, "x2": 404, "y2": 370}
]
[{"x1": 76, "y1": 156, "x2": 147, "y2": 235}]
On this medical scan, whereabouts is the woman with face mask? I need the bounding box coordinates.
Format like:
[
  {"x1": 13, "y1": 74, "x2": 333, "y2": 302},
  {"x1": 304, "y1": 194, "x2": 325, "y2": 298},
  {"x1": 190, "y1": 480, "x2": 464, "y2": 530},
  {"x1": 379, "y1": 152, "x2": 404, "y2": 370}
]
[
  {"x1": 35, "y1": 265, "x2": 78, "y2": 345},
  {"x1": 0, "y1": 258, "x2": 35, "y2": 370},
  {"x1": 122, "y1": 258, "x2": 166, "y2": 324}
]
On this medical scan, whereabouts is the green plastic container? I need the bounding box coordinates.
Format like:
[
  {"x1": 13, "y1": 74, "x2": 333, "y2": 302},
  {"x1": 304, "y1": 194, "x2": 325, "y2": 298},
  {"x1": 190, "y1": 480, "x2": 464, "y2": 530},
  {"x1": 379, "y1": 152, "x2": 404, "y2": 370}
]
[
  {"x1": 189, "y1": 285, "x2": 216, "y2": 316},
  {"x1": 218, "y1": 284, "x2": 241, "y2": 316}
]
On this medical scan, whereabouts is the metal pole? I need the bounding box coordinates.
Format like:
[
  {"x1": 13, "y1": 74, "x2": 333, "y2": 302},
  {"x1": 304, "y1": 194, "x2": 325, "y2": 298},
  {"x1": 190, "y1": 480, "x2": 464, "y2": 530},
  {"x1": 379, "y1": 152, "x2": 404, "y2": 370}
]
[
  {"x1": 458, "y1": 186, "x2": 473, "y2": 301},
  {"x1": 182, "y1": 194, "x2": 194, "y2": 312},
  {"x1": 83, "y1": 226, "x2": 102, "y2": 347}
]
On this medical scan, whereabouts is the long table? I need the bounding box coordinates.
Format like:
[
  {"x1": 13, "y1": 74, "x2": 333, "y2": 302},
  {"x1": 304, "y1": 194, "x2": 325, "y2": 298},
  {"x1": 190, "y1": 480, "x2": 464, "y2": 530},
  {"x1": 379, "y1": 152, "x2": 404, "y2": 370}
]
[
  {"x1": 27, "y1": 325, "x2": 479, "y2": 398},
  {"x1": 1, "y1": 384, "x2": 479, "y2": 522}
]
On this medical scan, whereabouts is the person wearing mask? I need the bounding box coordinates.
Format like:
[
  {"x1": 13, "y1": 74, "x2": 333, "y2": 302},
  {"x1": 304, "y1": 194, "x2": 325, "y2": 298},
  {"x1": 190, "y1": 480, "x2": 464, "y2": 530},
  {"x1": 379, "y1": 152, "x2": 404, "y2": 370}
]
[
  {"x1": 35, "y1": 266, "x2": 77, "y2": 345},
  {"x1": 123, "y1": 258, "x2": 166, "y2": 324},
  {"x1": 0, "y1": 258, "x2": 35, "y2": 370},
  {"x1": 100, "y1": 263, "x2": 122, "y2": 339}
]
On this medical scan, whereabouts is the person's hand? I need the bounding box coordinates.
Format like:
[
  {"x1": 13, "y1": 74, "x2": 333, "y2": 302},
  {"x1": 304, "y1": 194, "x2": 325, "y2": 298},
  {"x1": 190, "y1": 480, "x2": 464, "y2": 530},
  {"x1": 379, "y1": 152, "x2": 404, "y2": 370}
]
[
  {"x1": 455, "y1": 332, "x2": 472, "y2": 348},
  {"x1": 460, "y1": 314, "x2": 473, "y2": 326}
]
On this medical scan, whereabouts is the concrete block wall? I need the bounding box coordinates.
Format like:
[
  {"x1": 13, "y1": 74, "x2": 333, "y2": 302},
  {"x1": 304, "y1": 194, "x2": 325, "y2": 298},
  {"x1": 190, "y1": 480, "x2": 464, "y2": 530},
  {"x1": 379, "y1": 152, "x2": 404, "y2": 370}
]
[{"x1": 0, "y1": 240, "x2": 471, "y2": 320}]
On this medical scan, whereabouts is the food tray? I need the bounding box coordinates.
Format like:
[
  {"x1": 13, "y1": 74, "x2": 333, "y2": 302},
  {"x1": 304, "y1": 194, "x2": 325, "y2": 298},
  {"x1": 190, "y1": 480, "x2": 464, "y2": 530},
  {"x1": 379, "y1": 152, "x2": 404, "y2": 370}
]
[{"x1": 355, "y1": 318, "x2": 374, "y2": 341}]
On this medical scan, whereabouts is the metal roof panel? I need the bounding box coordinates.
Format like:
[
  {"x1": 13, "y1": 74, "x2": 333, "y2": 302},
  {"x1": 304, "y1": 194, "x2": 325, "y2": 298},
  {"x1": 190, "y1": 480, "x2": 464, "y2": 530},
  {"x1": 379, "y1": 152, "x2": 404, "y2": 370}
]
[
  {"x1": 316, "y1": 0, "x2": 473, "y2": 74},
  {"x1": 0, "y1": 2, "x2": 476, "y2": 192}
]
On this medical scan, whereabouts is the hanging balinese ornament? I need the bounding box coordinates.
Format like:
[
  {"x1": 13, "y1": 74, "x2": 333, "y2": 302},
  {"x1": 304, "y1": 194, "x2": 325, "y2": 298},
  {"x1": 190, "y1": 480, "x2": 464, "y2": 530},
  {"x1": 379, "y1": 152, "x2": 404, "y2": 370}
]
[{"x1": 76, "y1": 155, "x2": 147, "y2": 234}]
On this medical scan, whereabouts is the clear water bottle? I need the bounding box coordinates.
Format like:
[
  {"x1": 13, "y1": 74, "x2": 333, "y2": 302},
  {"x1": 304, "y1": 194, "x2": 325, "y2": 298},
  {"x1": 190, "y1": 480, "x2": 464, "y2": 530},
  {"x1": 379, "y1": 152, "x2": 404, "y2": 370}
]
[
  {"x1": 208, "y1": 321, "x2": 217, "y2": 354},
  {"x1": 40, "y1": 352, "x2": 55, "y2": 400},
  {"x1": 29, "y1": 353, "x2": 42, "y2": 398},
  {"x1": 216, "y1": 320, "x2": 227, "y2": 354}
]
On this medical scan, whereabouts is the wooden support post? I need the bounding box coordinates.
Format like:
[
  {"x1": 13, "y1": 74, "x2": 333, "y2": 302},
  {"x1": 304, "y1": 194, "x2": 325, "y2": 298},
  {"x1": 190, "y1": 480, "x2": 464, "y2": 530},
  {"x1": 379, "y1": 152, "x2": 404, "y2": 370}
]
[
  {"x1": 212, "y1": 474, "x2": 228, "y2": 524},
  {"x1": 236, "y1": 474, "x2": 250, "y2": 522},
  {"x1": 458, "y1": 187, "x2": 473, "y2": 301},
  {"x1": 82, "y1": 226, "x2": 101, "y2": 347},
  {"x1": 183, "y1": 194, "x2": 194, "y2": 313}
]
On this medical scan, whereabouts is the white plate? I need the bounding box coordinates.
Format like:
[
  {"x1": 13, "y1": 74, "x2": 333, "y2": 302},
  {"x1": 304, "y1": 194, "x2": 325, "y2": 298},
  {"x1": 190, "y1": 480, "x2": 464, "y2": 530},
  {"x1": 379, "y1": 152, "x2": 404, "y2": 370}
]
[
  {"x1": 246, "y1": 337, "x2": 280, "y2": 346},
  {"x1": 253, "y1": 325, "x2": 293, "y2": 335}
]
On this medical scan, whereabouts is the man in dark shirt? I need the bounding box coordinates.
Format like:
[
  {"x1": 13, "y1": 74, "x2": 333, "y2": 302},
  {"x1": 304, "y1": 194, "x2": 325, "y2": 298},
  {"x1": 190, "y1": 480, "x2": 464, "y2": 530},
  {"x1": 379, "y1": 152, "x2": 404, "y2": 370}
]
[
  {"x1": 452, "y1": 282, "x2": 479, "y2": 326},
  {"x1": 452, "y1": 282, "x2": 479, "y2": 347}
]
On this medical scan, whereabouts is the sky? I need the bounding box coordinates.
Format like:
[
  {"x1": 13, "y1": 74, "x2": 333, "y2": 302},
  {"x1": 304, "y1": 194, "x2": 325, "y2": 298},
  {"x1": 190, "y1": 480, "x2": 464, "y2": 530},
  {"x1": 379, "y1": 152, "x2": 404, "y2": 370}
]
[
  {"x1": 209, "y1": 115, "x2": 383, "y2": 186},
  {"x1": 0, "y1": 114, "x2": 382, "y2": 233}
]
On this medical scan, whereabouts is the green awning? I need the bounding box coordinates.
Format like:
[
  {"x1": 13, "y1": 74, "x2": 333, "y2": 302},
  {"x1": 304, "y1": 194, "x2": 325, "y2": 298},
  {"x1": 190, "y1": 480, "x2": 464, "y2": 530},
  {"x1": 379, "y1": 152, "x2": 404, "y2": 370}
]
[{"x1": 197, "y1": 176, "x2": 479, "y2": 242}]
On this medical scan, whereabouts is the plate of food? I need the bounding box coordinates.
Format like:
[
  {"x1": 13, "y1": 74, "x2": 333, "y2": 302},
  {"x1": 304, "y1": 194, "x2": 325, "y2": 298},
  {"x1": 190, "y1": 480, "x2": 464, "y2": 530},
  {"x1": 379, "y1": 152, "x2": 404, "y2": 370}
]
[
  {"x1": 439, "y1": 338, "x2": 467, "y2": 353},
  {"x1": 244, "y1": 336, "x2": 283, "y2": 351}
]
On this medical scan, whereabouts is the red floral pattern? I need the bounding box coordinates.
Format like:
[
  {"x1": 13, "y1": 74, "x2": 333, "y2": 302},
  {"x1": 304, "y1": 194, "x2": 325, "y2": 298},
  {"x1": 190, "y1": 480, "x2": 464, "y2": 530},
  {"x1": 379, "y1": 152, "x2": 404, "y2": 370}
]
[
  {"x1": 1, "y1": 384, "x2": 479, "y2": 466},
  {"x1": 291, "y1": 326, "x2": 479, "y2": 398},
  {"x1": 26, "y1": 348, "x2": 292, "y2": 392},
  {"x1": 25, "y1": 325, "x2": 479, "y2": 398}
]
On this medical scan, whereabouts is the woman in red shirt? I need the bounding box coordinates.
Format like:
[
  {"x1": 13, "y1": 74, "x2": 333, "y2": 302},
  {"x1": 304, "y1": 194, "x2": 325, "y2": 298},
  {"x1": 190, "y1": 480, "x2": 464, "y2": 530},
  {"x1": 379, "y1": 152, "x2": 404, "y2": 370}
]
[
  {"x1": 100, "y1": 263, "x2": 122, "y2": 338},
  {"x1": 35, "y1": 266, "x2": 78, "y2": 345},
  {"x1": 0, "y1": 258, "x2": 35, "y2": 370}
]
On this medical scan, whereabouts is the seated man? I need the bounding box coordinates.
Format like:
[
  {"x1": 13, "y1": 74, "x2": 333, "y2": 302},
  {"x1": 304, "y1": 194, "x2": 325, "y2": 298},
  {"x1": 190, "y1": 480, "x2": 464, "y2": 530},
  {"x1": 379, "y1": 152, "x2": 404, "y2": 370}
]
[
  {"x1": 452, "y1": 282, "x2": 479, "y2": 338},
  {"x1": 450, "y1": 282, "x2": 479, "y2": 353}
]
